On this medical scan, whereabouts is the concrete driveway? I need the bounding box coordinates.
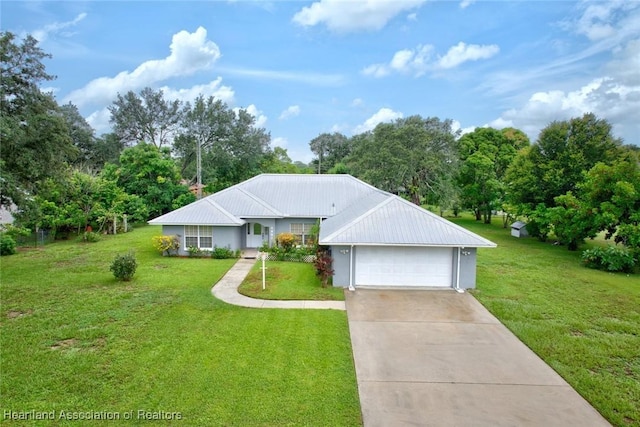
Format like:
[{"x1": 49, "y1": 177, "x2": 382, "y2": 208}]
[{"x1": 345, "y1": 289, "x2": 610, "y2": 427}]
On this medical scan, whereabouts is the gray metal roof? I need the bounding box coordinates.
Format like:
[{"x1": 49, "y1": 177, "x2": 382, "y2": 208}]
[
  {"x1": 320, "y1": 195, "x2": 497, "y2": 248},
  {"x1": 232, "y1": 174, "x2": 381, "y2": 217},
  {"x1": 148, "y1": 197, "x2": 245, "y2": 226},
  {"x1": 149, "y1": 174, "x2": 497, "y2": 248}
]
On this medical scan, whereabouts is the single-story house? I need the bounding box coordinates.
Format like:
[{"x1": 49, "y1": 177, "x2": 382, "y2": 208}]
[
  {"x1": 149, "y1": 174, "x2": 496, "y2": 289},
  {"x1": 511, "y1": 221, "x2": 529, "y2": 238}
]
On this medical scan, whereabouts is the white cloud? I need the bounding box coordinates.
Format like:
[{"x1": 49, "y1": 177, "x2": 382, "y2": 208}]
[
  {"x1": 219, "y1": 66, "x2": 345, "y2": 86},
  {"x1": 407, "y1": 12, "x2": 418, "y2": 21},
  {"x1": 451, "y1": 120, "x2": 476, "y2": 136},
  {"x1": 492, "y1": 76, "x2": 640, "y2": 142},
  {"x1": 159, "y1": 77, "x2": 235, "y2": 105},
  {"x1": 606, "y1": 39, "x2": 640, "y2": 86},
  {"x1": 292, "y1": 0, "x2": 426, "y2": 33},
  {"x1": 64, "y1": 27, "x2": 221, "y2": 108},
  {"x1": 363, "y1": 42, "x2": 498, "y2": 77},
  {"x1": 31, "y1": 12, "x2": 87, "y2": 43},
  {"x1": 459, "y1": 0, "x2": 475, "y2": 9},
  {"x1": 86, "y1": 108, "x2": 111, "y2": 136},
  {"x1": 437, "y1": 42, "x2": 500, "y2": 69},
  {"x1": 354, "y1": 108, "x2": 403, "y2": 134},
  {"x1": 234, "y1": 104, "x2": 268, "y2": 128},
  {"x1": 279, "y1": 105, "x2": 301, "y2": 120},
  {"x1": 272, "y1": 137, "x2": 288, "y2": 148},
  {"x1": 351, "y1": 98, "x2": 364, "y2": 107}
]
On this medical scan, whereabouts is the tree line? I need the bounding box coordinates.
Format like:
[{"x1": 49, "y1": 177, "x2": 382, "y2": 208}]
[{"x1": 1, "y1": 31, "x2": 639, "y2": 261}]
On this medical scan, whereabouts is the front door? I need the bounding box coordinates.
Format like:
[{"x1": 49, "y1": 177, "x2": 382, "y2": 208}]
[{"x1": 247, "y1": 223, "x2": 269, "y2": 248}]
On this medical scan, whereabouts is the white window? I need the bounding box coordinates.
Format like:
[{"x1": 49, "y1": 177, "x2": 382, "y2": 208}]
[
  {"x1": 184, "y1": 225, "x2": 213, "y2": 249},
  {"x1": 290, "y1": 223, "x2": 314, "y2": 245}
]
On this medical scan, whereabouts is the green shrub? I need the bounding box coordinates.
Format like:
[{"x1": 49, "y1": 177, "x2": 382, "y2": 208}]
[
  {"x1": 582, "y1": 246, "x2": 636, "y2": 273},
  {"x1": 82, "y1": 231, "x2": 101, "y2": 243},
  {"x1": 0, "y1": 234, "x2": 17, "y2": 256},
  {"x1": 211, "y1": 246, "x2": 238, "y2": 259},
  {"x1": 187, "y1": 246, "x2": 202, "y2": 257},
  {"x1": 110, "y1": 252, "x2": 138, "y2": 281}
]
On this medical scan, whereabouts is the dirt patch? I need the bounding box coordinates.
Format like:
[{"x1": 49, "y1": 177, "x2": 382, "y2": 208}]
[
  {"x1": 50, "y1": 338, "x2": 77, "y2": 350},
  {"x1": 7, "y1": 310, "x2": 32, "y2": 319}
]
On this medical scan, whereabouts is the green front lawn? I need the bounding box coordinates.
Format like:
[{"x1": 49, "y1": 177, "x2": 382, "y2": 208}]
[
  {"x1": 238, "y1": 261, "x2": 345, "y2": 301},
  {"x1": 451, "y1": 215, "x2": 640, "y2": 426},
  {"x1": 0, "y1": 226, "x2": 361, "y2": 426}
]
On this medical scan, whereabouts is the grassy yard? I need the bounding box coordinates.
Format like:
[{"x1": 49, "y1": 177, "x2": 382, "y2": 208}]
[
  {"x1": 238, "y1": 261, "x2": 345, "y2": 301},
  {"x1": 0, "y1": 226, "x2": 361, "y2": 426},
  {"x1": 450, "y1": 215, "x2": 640, "y2": 427}
]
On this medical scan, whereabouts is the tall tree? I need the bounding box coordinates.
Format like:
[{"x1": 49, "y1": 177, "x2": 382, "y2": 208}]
[
  {"x1": 102, "y1": 143, "x2": 194, "y2": 219},
  {"x1": 309, "y1": 132, "x2": 350, "y2": 174},
  {"x1": 458, "y1": 127, "x2": 528, "y2": 223},
  {"x1": 108, "y1": 87, "x2": 183, "y2": 148},
  {"x1": 348, "y1": 116, "x2": 458, "y2": 206},
  {"x1": 506, "y1": 113, "x2": 623, "y2": 210},
  {"x1": 0, "y1": 32, "x2": 76, "y2": 209},
  {"x1": 59, "y1": 102, "x2": 101, "y2": 172},
  {"x1": 178, "y1": 96, "x2": 234, "y2": 197}
]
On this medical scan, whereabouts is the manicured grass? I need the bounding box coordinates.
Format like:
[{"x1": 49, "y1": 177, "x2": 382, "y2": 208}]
[
  {"x1": 238, "y1": 261, "x2": 345, "y2": 301},
  {"x1": 0, "y1": 226, "x2": 361, "y2": 426},
  {"x1": 450, "y1": 215, "x2": 639, "y2": 427}
]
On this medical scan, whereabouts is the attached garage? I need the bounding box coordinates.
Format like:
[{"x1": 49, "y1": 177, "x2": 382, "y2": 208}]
[{"x1": 355, "y1": 246, "x2": 453, "y2": 288}]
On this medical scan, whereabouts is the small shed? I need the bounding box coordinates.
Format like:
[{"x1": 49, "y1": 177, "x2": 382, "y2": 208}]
[{"x1": 511, "y1": 221, "x2": 528, "y2": 238}]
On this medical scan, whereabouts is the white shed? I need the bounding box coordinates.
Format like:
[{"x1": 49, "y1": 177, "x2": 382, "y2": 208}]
[{"x1": 511, "y1": 221, "x2": 528, "y2": 238}]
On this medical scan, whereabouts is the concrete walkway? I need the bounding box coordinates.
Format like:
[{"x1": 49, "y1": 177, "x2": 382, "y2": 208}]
[
  {"x1": 211, "y1": 258, "x2": 346, "y2": 310},
  {"x1": 346, "y1": 289, "x2": 611, "y2": 427}
]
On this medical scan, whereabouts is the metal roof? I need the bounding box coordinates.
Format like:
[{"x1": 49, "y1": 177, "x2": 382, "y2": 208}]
[
  {"x1": 148, "y1": 197, "x2": 245, "y2": 226},
  {"x1": 148, "y1": 174, "x2": 497, "y2": 248},
  {"x1": 320, "y1": 195, "x2": 497, "y2": 248}
]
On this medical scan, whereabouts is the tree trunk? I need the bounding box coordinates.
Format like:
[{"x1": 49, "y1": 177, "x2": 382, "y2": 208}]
[{"x1": 475, "y1": 209, "x2": 481, "y2": 221}]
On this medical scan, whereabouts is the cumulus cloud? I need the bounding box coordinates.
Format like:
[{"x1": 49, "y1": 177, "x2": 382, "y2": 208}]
[
  {"x1": 31, "y1": 12, "x2": 87, "y2": 43},
  {"x1": 491, "y1": 76, "x2": 640, "y2": 142},
  {"x1": 279, "y1": 105, "x2": 301, "y2": 120},
  {"x1": 437, "y1": 42, "x2": 500, "y2": 69},
  {"x1": 292, "y1": 0, "x2": 426, "y2": 33},
  {"x1": 362, "y1": 42, "x2": 497, "y2": 77},
  {"x1": 159, "y1": 77, "x2": 235, "y2": 105},
  {"x1": 234, "y1": 104, "x2": 268, "y2": 128},
  {"x1": 353, "y1": 108, "x2": 403, "y2": 134},
  {"x1": 64, "y1": 27, "x2": 221, "y2": 108}
]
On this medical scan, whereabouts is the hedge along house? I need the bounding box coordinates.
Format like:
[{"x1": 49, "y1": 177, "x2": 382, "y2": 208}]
[{"x1": 148, "y1": 174, "x2": 496, "y2": 290}]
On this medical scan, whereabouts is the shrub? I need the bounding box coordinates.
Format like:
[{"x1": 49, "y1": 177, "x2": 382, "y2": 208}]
[
  {"x1": 314, "y1": 247, "x2": 334, "y2": 288},
  {"x1": 276, "y1": 232, "x2": 297, "y2": 251},
  {"x1": 582, "y1": 246, "x2": 636, "y2": 273},
  {"x1": 152, "y1": 235, "x2": 180, "y2": 256},
  {"x1": 0, "y1": 234, "x2": 17, "y2": 256},
  {"x1": 82, "y1": 231, "x2": 101, "y2": 243},
  {"x1": 211, "y1": 246, "x2": 238, "y2": 259},
  {"x1": 110, "y1": 252, "x2": 137, "y2": 281},
  {"x1": 187, "y1": 246, "x2": 203, "y2": 257}
]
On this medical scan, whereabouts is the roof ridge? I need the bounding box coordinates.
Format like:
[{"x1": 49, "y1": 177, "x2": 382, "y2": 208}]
[
  {"x1": 204, "y1": 198, "x2": 244, "y2": 225},
  {"x1": 236, "y1": 187, "x2": 284, "y2": 216},
  {"x1": 322, "y1": 195, "x2": 394, "y2": 242}
]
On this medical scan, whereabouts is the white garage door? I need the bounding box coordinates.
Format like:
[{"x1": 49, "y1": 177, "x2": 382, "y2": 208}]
[{"x1": 355, "y1": 246, "x2": 453, "y2": 287}]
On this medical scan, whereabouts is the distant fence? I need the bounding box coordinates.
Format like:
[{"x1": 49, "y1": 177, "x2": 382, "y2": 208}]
[{"x1": 15, "y1": 229, "x2": 55, "y2": 247}]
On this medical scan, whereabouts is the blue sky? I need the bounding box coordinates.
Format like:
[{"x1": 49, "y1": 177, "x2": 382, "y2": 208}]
[{"x1": 3, "y1": 1, "x2": 639, "y2": 162}]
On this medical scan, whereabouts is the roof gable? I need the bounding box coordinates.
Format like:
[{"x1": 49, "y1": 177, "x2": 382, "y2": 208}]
[
  {"x1": 320, "y1": 195, "x2": 496, "y2": 248},
  {"x1": 148, "y1": 197, "x2": 244, "y2": 226}
]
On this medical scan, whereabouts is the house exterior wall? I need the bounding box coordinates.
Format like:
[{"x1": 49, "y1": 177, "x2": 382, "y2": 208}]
[
  {"x1": 330, "y1": 245, "x2": 352, "y2": 288},
  {"x1": 274, "y1": 218, "x2": 320, "y2": 235},
  {"x1": 160, "y1": 225, "x2": 243, "y2": 255},
  {"x1": 214, "y1": 226, "x2": 243, "y2": 251},
  {"x1": 455, "y1": 247, "x2": 477, "y2": 289}
]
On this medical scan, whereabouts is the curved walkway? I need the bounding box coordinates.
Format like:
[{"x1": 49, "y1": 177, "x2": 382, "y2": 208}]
[{"x1": 211, "y1": 258, "x2": 346, "y2": 310}]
